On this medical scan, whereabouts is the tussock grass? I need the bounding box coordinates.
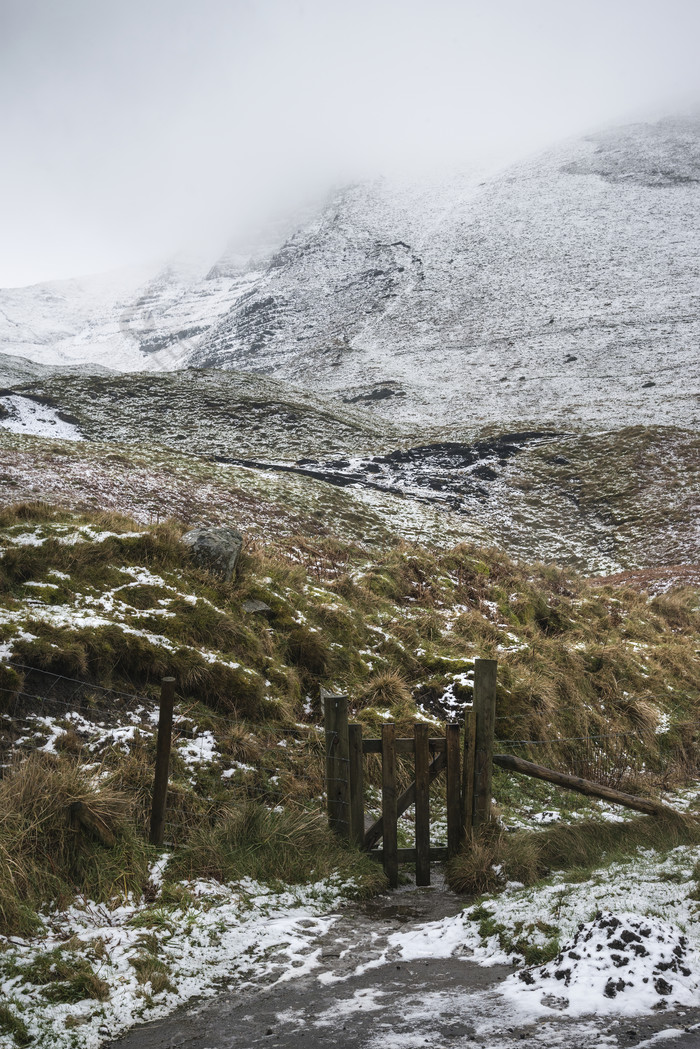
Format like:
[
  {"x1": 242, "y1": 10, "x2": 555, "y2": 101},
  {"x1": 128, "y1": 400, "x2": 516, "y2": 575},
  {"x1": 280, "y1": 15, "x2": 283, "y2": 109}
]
[
  {"x1": 2, "y1": 504, "x2": 698, "y2": 772},
  {"x1": 358, "y1": 671, "x2": 412, "y2": 709},
  {"x1": 1, "y1": 503, "x2": 699, "y2": 937},
  {"x1": 0, "y1": 754, "x2": 150, "y2": 936},
  {"x1": 165, "y1": 801, "x2": 385, "y2": 894},
  {"x1": 0, "y1": 1002, "x2": 31, "y2": 1047},
  {"x1": 12, "y1": 623, "x2": 269, "y2": 719},
  {"x1": 447, "y1": 811, "x2": 700, "y2": 896},
  {"x1": 17, "y1": 947, "x2": 110, "y2": 1003}
]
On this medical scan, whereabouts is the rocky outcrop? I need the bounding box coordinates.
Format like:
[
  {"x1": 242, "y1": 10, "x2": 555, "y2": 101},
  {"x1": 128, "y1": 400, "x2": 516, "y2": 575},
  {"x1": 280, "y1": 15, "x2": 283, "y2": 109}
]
[{"x1": 181, "y1": 526, "x2": 243, "y2": 582}]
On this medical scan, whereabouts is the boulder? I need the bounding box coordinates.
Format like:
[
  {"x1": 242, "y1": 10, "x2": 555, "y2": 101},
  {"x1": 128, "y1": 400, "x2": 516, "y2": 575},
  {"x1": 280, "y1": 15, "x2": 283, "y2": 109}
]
[
  {"x1": 181, "y1": 526, "x2": 243, "y2": 582},
  {"x1": 242, "y1": 598, "x2": 272, "y2": 614}
]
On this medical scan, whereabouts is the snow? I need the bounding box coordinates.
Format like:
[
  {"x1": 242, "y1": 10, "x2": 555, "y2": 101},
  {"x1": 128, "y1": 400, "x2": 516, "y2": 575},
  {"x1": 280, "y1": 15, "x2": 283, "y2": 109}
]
[
  {"x1": 0, "y1": 876, "x2": 351, "y2": 1049},
  {"x1": 1, "y1": 119, "x2": 698, "y2": 437},
  {"x1": 175, "y1": 728, "x2": 220, "y2": 774},
  {"x1": 320, "y1": 841, "x2": 700, "y2": 1025},
  {"x1": 504, "y1": 912, "x2": 700, "y2": 1017},
  {"x1": 0, "y1": 524, "x2": 144, "y2": 549},
  {"x1": 0, "y1": 394, "x2": 83, "y2": 440}
]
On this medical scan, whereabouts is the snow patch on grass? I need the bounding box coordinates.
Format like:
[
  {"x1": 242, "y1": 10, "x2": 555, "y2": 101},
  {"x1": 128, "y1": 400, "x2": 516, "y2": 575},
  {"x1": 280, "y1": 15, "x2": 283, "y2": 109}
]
[
  {"x1": 0, "y1": 876, "x2": 353, "y2": 1049},
  {"x1": 0, "y1": 395, "x2": 83, "y2": 442},
  {"x1": 505, "y1": 912, "x2": 700, "y2": 1017}
]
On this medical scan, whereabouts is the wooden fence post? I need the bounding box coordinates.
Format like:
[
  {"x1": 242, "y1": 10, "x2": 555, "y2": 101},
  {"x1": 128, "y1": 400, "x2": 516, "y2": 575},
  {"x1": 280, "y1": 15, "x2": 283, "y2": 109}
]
[
  {"x1": 445, "y1": 723, "x2": 461, "y2": 857},
  {"x1": 414, "y1": 723, "x2": 430, "y2": 886},
  {"x1": 348, "y1": 722, "x2": 364, "y2": 846},
  {"x1": 323, "y1": 690, "x2": 350, "y2": 840},
  {"x1": 461, "y1": 706, "x2": 476, "y2": 842},
  {"x1": 472, "y1": 658, "x2": 498, "y2": 833},
  {"x1": 150, "y1": 676, "x2": 175, "y2": 846},
  {"x1": 382, "y1": 722, "x2": 399, "y2": 888}
]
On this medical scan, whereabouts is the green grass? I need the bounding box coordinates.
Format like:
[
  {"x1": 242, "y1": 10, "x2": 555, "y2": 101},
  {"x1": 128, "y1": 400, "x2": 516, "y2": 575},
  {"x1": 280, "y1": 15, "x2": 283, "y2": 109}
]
[
  {"x1": 1, "y1": 507, "x2": 698, "y2": 763},
  {"x1": 165, "y1": 801, "x2": 386, "y2": 895},
  {"x1": 447, "y1": 811, "x2": 700, "y2": 896},
  {"x1": 0, "y1": 754, "x2": 152, "y2": 936},
  {"x1": 0, "y1": 503, "x2": 699, "y2": 942},
  {"x1": 467, "y1": 903, "x2": 561, "y2": 965},
  {"x1": 0, "y1": 1002, "x2": 31, "y2": 1047},
  {"x1": 0, "y1": 752, "x2": 384, "y2": 939},
  {"x1": 16, "y1": 947, "x2": 110, "y2": 1003}
]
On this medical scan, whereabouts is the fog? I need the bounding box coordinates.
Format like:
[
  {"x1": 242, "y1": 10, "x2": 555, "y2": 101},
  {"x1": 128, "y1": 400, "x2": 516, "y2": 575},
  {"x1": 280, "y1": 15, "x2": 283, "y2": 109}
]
[{"x1": 2, "y1": 0, "x2": 700, "y2": 287}]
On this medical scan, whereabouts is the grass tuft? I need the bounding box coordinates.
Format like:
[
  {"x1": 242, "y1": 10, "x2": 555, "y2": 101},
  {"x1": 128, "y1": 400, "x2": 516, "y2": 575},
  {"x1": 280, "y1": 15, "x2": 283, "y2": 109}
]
[
  {"x1": 0, "y1": 754, "x2": 150, "y2": 936},
  {"x1": 447, "y1": 811, "x2": 700, "y2": 896},
  {"x1": 166, "y1": 801, "x2": 385, "y2": 894}
]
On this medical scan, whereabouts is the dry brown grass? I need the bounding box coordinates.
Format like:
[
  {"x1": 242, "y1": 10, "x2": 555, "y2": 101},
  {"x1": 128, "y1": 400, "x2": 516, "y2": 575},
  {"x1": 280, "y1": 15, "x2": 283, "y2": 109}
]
[
  {"x1": 448, "y1": 811, "x2": 700, "y2": 896},
  {"x1": 0, "y1": 753, "x2": 148, "y2": 935},
  {"x1": 358, "y1": 671, "x2": 412, "y2": 709}
]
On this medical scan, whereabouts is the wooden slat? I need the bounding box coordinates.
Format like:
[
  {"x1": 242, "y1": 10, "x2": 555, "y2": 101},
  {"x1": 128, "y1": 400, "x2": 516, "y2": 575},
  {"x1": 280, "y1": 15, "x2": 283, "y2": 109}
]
[
  {"x1": 414, "y1": 723, "x2": 430, "y2": 886},
  {"x1": 348, "y1": 723, "x2": 364, "y2": 847},
  {"x1": 461, "y1": 707, "x2": 476, "y2": 843},
  {"x1": 445, "y1": 723, "x2": 461, "y2": 857},
  {"x1": 382, "y1": 723, "x2": 398, "y2": 888},
  {"x1": 362, "y1": 737, "x2": 446, "y2": 754},
  {"x1": 472, "y1": 658, "x2": 498, "y2": 832},
  {"x1": 323, "y1": 691, "x2": 350, "y2": 840},
  {"x1": 150, "y1": 677, "x2": 175, "y2": 847},
  {"x1": 370, "y1": 847, "x2": 450, "y2": 863},
  {"x1": 363, "y1": 750, "x2": 446, "y2": 851},
  {"x1": 493, "y1": 754, "x2": 679, "y2": 818}
]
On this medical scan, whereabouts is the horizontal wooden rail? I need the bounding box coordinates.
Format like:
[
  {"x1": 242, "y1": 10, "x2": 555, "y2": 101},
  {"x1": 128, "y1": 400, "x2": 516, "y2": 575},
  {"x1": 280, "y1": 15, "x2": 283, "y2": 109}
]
[
  {"x1": 364, "y1": 750, "x2": 446, "y2": 850},
  {"x1": 363, "y1": 737, "x2": 447, "y2": 755},
  {"x1": 493, "y1": 754, "x2": 679, "y2": 818},
  {"x1": 370, "y1": 846, "x2": 449, "y2": 863}
]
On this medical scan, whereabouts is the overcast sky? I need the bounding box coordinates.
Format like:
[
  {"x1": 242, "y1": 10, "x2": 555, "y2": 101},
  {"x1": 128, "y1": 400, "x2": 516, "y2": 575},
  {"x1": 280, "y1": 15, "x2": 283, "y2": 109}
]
[{"x1": 1, "y1": 0, "x2": 700, "y2": 287}]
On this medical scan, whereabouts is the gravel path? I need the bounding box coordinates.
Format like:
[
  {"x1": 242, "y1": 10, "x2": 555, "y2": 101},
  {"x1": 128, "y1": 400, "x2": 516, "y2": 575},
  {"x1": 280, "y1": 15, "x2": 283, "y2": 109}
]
[{"x1": 106, "y1": 879, "x2": 700, "y2": 1049}]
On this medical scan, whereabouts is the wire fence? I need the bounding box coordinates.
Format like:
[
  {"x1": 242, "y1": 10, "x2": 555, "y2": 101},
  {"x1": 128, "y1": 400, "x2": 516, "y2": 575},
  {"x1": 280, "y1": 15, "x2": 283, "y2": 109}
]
[
  {"x1": 0, "y1": 662, "x2": 327, "y2": 838},
  {"x1": 0, "y1": 660, "x2": 661, "y2": 839}
]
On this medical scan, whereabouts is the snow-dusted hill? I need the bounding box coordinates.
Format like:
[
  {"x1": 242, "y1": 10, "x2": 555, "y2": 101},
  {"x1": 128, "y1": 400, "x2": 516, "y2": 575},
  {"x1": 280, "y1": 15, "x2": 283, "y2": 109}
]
[{"x1": 1, "y1": 117, "x2": 699, "y2": 428}]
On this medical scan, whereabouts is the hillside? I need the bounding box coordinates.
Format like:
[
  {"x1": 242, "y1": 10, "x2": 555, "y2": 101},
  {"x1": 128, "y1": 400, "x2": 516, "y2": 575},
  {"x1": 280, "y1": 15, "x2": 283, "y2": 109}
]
[
  {"x1": 1, "y1": 116, "x2": 700, "y2": 1047},
  {"x1": 0, "y1": 118, "x2": 699, "y2": 431},
  {"x1": 1, "y1": 506, "x2": 700, "y2": 1045},
  {"x1": 0, "y1": 353, "x2": 697, "y2": 574}
]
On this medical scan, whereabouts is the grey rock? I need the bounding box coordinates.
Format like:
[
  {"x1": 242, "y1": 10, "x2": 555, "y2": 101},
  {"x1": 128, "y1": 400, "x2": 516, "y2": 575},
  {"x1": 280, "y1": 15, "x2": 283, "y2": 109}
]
[
  {"x1": 242, "y1": 599, "x2": 272, "y2": 614},
  {"x1": 181, "y1": 526, "x2": 243, "y2": 582}
]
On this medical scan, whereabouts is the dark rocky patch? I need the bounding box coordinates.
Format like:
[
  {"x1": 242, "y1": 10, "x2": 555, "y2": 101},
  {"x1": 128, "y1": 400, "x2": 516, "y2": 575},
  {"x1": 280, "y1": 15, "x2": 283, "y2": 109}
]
[
  {"x1": 343, "y1": 387, "x2": 406, "y2": 404},
  {"x1": 214, "y1": 431, "x2": 559, "y2": 517}
]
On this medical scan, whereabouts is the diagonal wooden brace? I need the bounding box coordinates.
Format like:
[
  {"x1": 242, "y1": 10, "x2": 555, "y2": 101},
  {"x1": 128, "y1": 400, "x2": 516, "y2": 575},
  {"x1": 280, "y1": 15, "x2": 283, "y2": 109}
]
[{"x1": 363, "y1": 749, "x2": 446, "y2": 851}]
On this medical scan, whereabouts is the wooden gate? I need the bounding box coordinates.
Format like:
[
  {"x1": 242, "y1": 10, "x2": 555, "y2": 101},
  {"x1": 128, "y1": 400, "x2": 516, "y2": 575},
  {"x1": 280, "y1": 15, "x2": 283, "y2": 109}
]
[{"x1": 323, "y1": 658, "x2": 498, "y2": 888}]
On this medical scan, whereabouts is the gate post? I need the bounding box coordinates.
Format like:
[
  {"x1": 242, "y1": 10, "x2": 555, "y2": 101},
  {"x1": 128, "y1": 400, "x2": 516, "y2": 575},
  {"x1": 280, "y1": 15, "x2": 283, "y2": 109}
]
[
  {"x1": 348, "y1": 722, "x2": 365, "y2": 846},
  {"x1": 414, "y1": 723, "x2": 431, "y2": 886},
  {"x1": 445, "y1": 723, "x2": 461, "y2": 857},
  {"x1": 472, "y1": 658, "x2": 498, "y2": 833},
  {"x1": 323, "y1": 689, "x2": 350, "y2": 840},
  {"x1": 461, "y1": 706, "x2": 477, "y2": 842},
  {"x1": 150, "y1": 677, "x2": 175, "y2": 846},
  {"x1": 382, "y1": 722, "x2": 399, "y2": 888}
]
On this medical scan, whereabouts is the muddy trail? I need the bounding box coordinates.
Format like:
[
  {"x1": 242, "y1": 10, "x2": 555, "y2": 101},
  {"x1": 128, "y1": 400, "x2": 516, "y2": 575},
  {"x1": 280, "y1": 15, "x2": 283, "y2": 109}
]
[{"x1": 106, "y1": 877, "x2": 700, "y2": 1049}]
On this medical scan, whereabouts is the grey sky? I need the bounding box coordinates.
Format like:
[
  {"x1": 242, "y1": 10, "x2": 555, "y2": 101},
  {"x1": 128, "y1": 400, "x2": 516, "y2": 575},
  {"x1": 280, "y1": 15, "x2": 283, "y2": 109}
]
[{"x1": 2, "y1": 0, "x2": 700, "y2": 287}]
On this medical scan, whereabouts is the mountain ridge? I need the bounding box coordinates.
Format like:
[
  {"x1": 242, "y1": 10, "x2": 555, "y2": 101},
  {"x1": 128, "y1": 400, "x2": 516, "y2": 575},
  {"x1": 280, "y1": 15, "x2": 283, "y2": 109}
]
[{"x1": 0, "y1": 117, "x2": 698, "y2": 429}]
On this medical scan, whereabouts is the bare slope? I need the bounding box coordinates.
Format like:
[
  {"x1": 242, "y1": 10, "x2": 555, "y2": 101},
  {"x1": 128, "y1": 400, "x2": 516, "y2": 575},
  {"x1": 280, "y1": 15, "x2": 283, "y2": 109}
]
[
  {"x1": 0, "y1": 360, "x2": 697, "y2": 573},
  {"x1": 0, "y1": 118, "x2": 698, "y2": 429}
]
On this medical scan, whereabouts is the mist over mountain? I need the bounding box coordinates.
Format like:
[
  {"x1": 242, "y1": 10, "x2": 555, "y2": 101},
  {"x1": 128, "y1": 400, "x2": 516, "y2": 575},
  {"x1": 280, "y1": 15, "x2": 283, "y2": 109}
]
[{"x1": 1, "y1": 117, "x2": 698, "y2": 430}]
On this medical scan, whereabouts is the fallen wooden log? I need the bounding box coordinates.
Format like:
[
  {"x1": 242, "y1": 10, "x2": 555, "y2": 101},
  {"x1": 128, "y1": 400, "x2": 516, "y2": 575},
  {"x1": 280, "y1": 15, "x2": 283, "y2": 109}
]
[
  {"x1": 493, "y1": 753, "x2": 679, "y2": 819},
  {"x1": 70, "y1": 801, "x2": 117, "y2": 846}
]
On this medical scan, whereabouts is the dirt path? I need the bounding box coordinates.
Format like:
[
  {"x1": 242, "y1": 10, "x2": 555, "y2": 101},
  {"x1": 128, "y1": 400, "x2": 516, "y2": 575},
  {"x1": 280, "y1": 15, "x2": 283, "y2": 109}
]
[{"x1": 106, "y1": 879, "x2": 700, "y2": 1049}]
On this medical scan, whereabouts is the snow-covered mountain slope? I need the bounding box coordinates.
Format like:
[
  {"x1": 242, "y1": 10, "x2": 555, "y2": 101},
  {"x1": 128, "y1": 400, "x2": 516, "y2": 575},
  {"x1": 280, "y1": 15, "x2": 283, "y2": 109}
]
[
  {"x1": 0, "y1": 258, "x2": 253, "y2": 372},
  {"x1": 1, "y1": 117, "x2": 699, "y2": 429},
  {"x1": 1, "y1": 357, "x2": 697, "y2": 574},
  {"x1": 193, "y1": 117, "x2": 700, "y2": 428}
]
